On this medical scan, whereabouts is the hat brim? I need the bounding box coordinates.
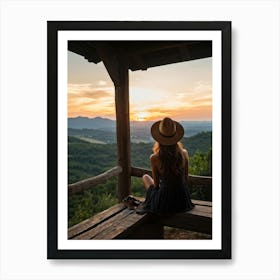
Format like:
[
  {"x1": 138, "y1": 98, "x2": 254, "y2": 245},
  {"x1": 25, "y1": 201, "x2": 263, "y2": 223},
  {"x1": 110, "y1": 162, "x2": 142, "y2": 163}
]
[{"x1": 151, "y1": 120, "x2": 184, "y2": 145}]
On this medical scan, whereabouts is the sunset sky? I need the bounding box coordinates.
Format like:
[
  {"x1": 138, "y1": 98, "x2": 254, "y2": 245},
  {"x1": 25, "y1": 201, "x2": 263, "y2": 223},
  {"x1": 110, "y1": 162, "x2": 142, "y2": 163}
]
[{"x1": 68, "y1": 51, "x2": 212, "y2": 122}]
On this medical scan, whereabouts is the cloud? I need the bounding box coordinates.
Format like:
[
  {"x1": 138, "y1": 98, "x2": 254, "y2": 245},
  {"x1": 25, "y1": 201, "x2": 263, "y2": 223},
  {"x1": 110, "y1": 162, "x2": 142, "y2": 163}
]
[
  {"x1": 98, "y1": 80, "x2": 107, "y2": 86},
  {"x1": 191, "y1": 95, "x2": 212, "y2": 106},
  {"x1": 68, "y1": 83, "x2": 115, "y2": 118},
  {"x1": 132, "y1": 99, "x2": 212, "y2": 121},
  {"x1": 68, "y1": 80, "x2": 212, "y2": 120},
  {"x1": 194, "y1": 81, "x2": 212, "y2": 93},
  {"x1": 68, "y1": 83, "x2": 114, "y2": 97},
  {"x1": 171, "y1": 83, "x2": 212, "y2": 110}
]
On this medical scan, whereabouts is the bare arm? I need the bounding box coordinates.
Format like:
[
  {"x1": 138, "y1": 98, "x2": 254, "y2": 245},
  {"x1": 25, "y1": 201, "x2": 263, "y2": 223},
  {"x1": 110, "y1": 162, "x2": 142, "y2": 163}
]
[{"x1": 150, "y1": 154, "x2": 160, "y2": 188}]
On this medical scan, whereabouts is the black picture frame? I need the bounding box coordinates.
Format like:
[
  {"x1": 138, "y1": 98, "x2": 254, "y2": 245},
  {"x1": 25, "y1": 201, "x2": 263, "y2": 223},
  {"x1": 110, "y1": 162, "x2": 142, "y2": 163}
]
[{"x1": 47, "y1": 21, "x2": 231, "y2": 259}]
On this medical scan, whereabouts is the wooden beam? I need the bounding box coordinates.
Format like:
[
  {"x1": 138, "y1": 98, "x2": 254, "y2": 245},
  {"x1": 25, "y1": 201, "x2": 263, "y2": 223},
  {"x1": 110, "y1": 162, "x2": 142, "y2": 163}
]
[
  {"x1": 130, "y1": 54, "x2": 147, "y2": 71},
  {"x1": 131, "y1": 166, "x2": 152, "y2": 177},
  {"x1": 189, "y1": 175, "x2": 212, "y2": 186},
  {"x1": 115, "y1": 63, "x2": 131, "y2": 202},
  {"x1": 192, "y1": 199, "x2": 212, "y2": 207},
  {"x1": 130, "y1": 166, "x2": 212, "y2": 186},
  {"x1": 68, "y1": 166, "x2": 122, "y2": 196},
  {"x1": 179, "y1": 45, "x2": 191, "y2": 61},
  {"x1": 126, "y1": 42, "x2": 197, "y2": 57},
  {"x1": 94, "y1": 43, "x2": 121, "y2": 85},
  {"x1": 158, "y1": 209, "x2": 212, "y2": 235}
]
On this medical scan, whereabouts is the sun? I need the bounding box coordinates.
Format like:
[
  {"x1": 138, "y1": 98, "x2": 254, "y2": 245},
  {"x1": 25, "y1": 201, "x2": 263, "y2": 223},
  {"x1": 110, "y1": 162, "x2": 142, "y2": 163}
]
[{"x1": 134, "y1": 112, "x2": 149, "y2": 122}]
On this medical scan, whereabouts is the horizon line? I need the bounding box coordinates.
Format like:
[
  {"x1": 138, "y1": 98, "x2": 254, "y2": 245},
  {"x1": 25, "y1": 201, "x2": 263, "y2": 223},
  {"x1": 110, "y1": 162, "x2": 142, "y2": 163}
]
[{"x1": 68, "y1": 116, "x2": 212, "y2": 122}]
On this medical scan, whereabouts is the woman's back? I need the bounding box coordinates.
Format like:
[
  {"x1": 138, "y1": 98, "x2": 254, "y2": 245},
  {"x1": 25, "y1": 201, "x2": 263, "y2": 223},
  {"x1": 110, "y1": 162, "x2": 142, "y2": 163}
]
[
  {"x1": 138, "y1": 117, "x2": 194, "y2": 216},
  {"x1": 145, "y1": 150, "x2": 194, "y2": 216},
  {"x1": 150, "y1": 146, "x2": 188, "y2": 186}
]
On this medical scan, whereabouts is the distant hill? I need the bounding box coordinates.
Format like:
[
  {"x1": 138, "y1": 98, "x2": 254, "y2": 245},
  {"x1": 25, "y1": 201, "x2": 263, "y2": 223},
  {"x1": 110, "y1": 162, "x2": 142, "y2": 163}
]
[
  {"x1": 68, "y1": 128, "x2": 116, "y2": 144},
  {"x1": 68, "y1": 116, "x2": 115, "y2": 130},
  {"x1": 68, "y1": 117, "x2": 212, "y2": 141},
  {"x1": 181, "y1": 131, "x2": 212, "y2": 156},
  {"x1": 68, "y1": 131, "x2": 212, "y2": 182},
  {"x1": 180, "y1": 121, "x2": 212, "y2": 137}
]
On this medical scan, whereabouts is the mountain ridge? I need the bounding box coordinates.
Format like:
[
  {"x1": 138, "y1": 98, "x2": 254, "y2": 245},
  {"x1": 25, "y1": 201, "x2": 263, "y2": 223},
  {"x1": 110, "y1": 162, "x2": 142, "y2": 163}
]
[
  {"x1": 68, "y1": 116, "x2": 212, "y2": 138},
  {"x1": 68, "y1": 116, "x2": 115, "y2": 130}
]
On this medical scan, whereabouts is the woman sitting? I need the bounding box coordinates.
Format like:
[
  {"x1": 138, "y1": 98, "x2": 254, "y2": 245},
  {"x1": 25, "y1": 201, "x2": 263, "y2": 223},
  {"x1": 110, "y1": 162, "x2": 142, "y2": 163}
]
[{"x1": 138, "y1": 117, "x2": 194, "y2": 216}]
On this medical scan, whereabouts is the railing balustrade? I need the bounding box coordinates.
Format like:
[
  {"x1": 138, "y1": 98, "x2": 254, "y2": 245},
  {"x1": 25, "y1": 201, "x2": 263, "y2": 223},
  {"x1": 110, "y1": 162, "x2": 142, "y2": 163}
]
[{"x1": 68, "y1": 165, "x2": 212, "y2": 196}]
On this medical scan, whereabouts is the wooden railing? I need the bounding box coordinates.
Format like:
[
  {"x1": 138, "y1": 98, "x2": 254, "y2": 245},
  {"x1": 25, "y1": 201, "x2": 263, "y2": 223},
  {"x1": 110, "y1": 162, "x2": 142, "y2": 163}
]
[
  {"x1": 68, "y1": 166, "x2": 122, "y2": 196},
  {"x1": 68, "y1": 165, "x2": 211, "y2": 196},
  {"x1": 131, "y1": 166, "x2": 212, "y2": 186}
]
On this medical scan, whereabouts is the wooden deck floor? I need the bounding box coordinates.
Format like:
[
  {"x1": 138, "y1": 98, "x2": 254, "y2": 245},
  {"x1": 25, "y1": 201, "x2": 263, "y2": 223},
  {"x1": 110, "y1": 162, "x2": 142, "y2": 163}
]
[{"x1": 68, "y1": 199, "x2": 212, "y2": 240}]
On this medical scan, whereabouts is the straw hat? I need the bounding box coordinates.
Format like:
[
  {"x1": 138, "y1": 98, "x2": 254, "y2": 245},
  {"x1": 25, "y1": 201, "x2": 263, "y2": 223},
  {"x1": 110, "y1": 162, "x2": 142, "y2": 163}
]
[{"x1": 151, "y1": 117, "x2": 184, "y2": 145}]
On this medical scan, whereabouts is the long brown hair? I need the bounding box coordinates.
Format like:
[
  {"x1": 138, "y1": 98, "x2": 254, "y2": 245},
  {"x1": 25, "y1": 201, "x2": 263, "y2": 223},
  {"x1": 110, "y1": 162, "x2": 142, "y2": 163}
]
[{"x1": 153, "y1": 141, "x2": 186, "y2": 177}]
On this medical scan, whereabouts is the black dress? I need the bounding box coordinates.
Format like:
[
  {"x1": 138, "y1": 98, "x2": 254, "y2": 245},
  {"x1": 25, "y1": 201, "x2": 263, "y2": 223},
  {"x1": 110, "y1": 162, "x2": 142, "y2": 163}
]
[{"x1": 143, "y1": 172, "x2": 194, "y2": 216}]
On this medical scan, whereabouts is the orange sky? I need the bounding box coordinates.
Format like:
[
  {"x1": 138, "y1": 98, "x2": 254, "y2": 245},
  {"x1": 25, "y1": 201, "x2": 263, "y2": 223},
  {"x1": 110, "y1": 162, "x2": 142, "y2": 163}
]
[{"x1": 68, "y1": 51, "x2": 212, "y2": 121}]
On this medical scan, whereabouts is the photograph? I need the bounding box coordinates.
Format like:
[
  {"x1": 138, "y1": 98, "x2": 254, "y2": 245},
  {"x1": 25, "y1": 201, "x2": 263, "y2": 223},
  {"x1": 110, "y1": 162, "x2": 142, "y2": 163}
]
[
  {"x1": 48, "y1": 21, "x2": 231, "y2": 259},
  {"x1": 2, "y1": 0, "x2": 280, "y2": 278}
]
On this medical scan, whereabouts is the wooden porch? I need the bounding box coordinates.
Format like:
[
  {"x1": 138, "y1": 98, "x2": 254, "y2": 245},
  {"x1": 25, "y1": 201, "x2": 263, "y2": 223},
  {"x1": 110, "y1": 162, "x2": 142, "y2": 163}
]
[
  {"x1": 68, "y1": 199, "x2": 211, "y2": 240},
  {"x1": 68, "y1": 166, "x2": 212, "y2": 239},
  {"x1": 68, "y1": 40, "x2": 212, "y2": 239}
]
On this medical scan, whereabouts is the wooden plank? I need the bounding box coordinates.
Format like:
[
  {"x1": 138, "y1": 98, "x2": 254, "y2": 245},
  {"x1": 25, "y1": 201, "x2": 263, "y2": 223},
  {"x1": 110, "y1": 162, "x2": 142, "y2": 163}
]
[
  {"x1": 125, "y1": 197, "x2": 211, "y2": 215},
  {"x1": 179, "y1": 45, "x2": 191, "y2": 61},
  {"x1": 70, "y1": 202, "x2": 212, "y2": 240},
  {"x1": 131, "y1": 166, "x2": 212, "y2": 186},
  {"x1": 189, "y1": 175, "x2": 212, "y2": 186},
  {"x1": 68, "y1": 203, "x2": 126, "y2": 239},
  {"x1": 192, "y1": 205, "x2": 212, "y2": 218},
  {"x1": 130, "y1": 198, "x2": 211, "y2": 215},
  {"x1": 93, "y1": 206, "x2": 211, "y2": 239},
  {"x1": 68, "y1": 166, "x2": 122, "y2": 196},
  {"x1": 159, "y1": 213, "x2": 212, "y2": 234},
  {"x1": 192, "y1": 199, "x2": 212, "y2": 207},
  {"x1": 126, "y1": 42, "x2": 200, "y2": 57},
  {"x1": 133, "y1": 197, "x2": 211, "y2": 207},
  {"x1": 125, "y1": 223, "x2": 164, "y2": 239},
  {"x1": 115, "y1": 63, "x2": 131, "y2": 202},
  {"x1": 131, "y1": 166, "x2": 152, "y2": 177},
  {"x1": 74, "y1": 208, "x2": 135, "y2": 240},
  {"x1": 94, "y1": 211, "x2": 151, "y2": 239},
  {"x1": 159, "y1": 209, "x2": 212, "y2": 235}
]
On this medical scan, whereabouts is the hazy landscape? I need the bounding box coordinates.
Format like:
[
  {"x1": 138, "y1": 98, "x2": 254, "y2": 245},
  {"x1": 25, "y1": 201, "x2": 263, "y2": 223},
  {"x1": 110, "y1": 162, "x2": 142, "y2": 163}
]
[{"x1": 68, "y1": 116, "x2": 212, "y2": 143}]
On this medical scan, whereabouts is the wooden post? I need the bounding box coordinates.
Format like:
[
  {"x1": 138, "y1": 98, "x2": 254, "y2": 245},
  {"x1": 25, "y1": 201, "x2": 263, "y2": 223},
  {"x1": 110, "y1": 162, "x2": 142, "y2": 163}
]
[
  {"x1": 94, "y1": 43, "x2": 131, "y2": 202},
  {"x1": 115, "y1": 64, "x2": 131, "y2": 202}
]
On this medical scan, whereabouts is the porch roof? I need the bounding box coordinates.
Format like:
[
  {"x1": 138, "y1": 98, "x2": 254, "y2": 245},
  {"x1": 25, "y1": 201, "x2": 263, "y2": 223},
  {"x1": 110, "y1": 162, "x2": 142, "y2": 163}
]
[{"x1": 68, "y1": 41, "x2": 212, "y2": 71}]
